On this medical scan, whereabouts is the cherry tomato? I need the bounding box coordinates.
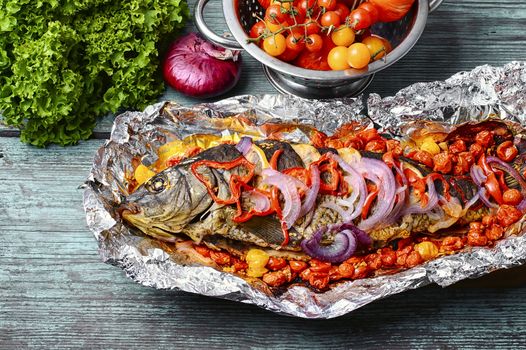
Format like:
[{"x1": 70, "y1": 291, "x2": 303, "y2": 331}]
[
  {"x1": 294, "y1": 34, "x2": 335, "y2": 70},
  {"x1": 306, "y1": 33, "x2": 323, "y2": 52},
  {"x1": 320, "y1": 11, "x2": 341, "y2": 27},
  {"x1": 265, "y1": 19, "x2": 282, "y2": 33},
  {"x1": 327, "y1": 46, "x2": 350, "y2": 70},
  {"x1": 296, "y1": 0, "x2": 318, "y2": 18},
  {"x1": 347, "y1": 42, "x2": 370, "y2": 69},
  {"x1": 271, "y1": 0, "x2": 292, "y2": 11},
  {"x1": 347, "y1": 8, "x2": 372, "y2": 30},
  {"x1": 290, "y1": 6, "x2": 306, "y2": 24},
  {"x1": 331, "y1": 25, "x2": 355, "y2": 46},
  {"x1": 266, "y1": 4, "x2": 288, "y2": 24},
  {"x1": 277, "y1": 47, "x2": 300, "y2": 61},
  {"x1": 263, "y1": 34, "x2": 287, "y2": 56},
  {"x1": 258, "y1": 0, "x2": 271, "y2": 9},
  {"x1": 303, "y1": 18, "x2": 321, "y2": 34},
  {"x1": 250, "y1": 21, "x2": 267, "y2": 39},
  {"x1": 362, "y1": 36, "x2": 386, "y2": 60},
  {"x1": 334, "y1": 3, "x2": 350, "y2": 20},
  {"x1": 357, "y1": 2, "x2": 379, "y2": 23},
  {"x1": 503, "y1": 188, "x2": 523, "y2": 205},
  {"x1": 286, "y1": 33, "x2": 305, "y2": 51},
  {"x1": 317, "y1": 0, "x2": 336, "y2": 11}
]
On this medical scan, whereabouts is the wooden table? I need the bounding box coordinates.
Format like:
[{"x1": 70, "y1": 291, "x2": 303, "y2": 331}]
[{"x1": 2, "y1": 0, "x2": 526, "y2": 348}]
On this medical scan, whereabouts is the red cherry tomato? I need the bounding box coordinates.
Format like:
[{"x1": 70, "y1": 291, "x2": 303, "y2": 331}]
[
  {"x1": 290, "y1": 5, "x2": 306, "y2": 23},
  {"x1": 294, "y1": 35, "x2": 335, "y2": 70},
  {"x1": 249, "y1": 21, "x2": 267, "y2": 39},
  {"x1": 306, "y1": 33, "x2": 323, "y2": 52},
  {"x1": 317, "y1": 0, "x2": 336, "y2": 10},
  {"x1": 266, "y1": 4, "x2": 288, "y2": 24},
  {"x1": 347, "y1": 8, "x2": 372, "y2": 30},
  {"x1": 334, "y1": 3, "x2": 350, "y2": 20},
  {"x1": 296, "y1": 0, "x2": 318, "y2": 18},
  {"x1": 277, "y1": 47, "x2": 301, "y2": 62},
  {"x1": 303, "y1": 18, "x2": 321, "y2": 34},
  {"x1": 320, "y1": 11, "x2": 341, "y2": 27},
  {"x1": 286, "y1": 33, "x2": 305, "y2": 51},
  {"x1": 358, "y1": 2, "x2": 379, "y2": 24},
  {"x1": 258, "y1": 0, "x2": 271, "y2": 9}
]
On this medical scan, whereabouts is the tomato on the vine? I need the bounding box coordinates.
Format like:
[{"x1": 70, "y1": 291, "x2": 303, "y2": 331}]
[
  {"x1": 250, "y1": 21, "x2": 267, "y2": 39},
  {"x1": 317, "y1": 0, "x2": 336, "y2": 10},
  {"x1": 331, "y1": 25, "x2": 354, "y2": 46},
  {"x1": 294, "y1": 34, "x2": 335, "y2": 70},
  {"x1": 271, "y1": 0, "x2": 292, "y2": 11},
  {"x1": 327, "y1": 46, "x2": 350, "y2": 70},
  {"x1": 265, "y1": 19, "x2": 283, "y2": 33},
  {"x1": 334, "y1": 3, "x2": 350, "y2": 20},
  {"x1": 286, "y1": 33, "x2": 305, "y2": 52},
  {"x1": 357, "y1": 2, "x2": 379, "y2": 24},
  {"x1": 296, "y1": 0, "x2": 318, "y2": 18},
  {"x1": 265, "y1": 4, "x2": 288, "y2": 24},
  {"x1": 347, "y1": 8, "x2": 372, "y2": 30},
  {"x1": 303, "y1": 18, "x2": 321, "y2": 34},
  {"x1": 305, "y1": 33, "x2": 323, "y2": 52},
  {"x1": 347, "y1": 42, "x2": 370, "y2": 69},
  {"x1": 320, "y1": 11, "x2": 341, "y2": 27},
  {"x1": 263, "y1": 33, "x2": 287, "y2": 56}
]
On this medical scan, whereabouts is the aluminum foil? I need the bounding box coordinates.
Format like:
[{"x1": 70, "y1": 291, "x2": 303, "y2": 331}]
[{"x1": 84, "y1": 61, "x2": 526, "y2": 319}]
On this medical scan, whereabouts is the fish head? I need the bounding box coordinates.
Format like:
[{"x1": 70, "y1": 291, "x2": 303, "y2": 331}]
[{"x1": 119, "y1": 166, "x2": 213, "y2": 241}]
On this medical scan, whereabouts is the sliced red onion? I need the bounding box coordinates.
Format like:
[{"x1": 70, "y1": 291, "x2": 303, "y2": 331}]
[
  {"x1": 470, "y1": 164, "x2": 487, "y2": 186},
  {"x1": 402, "y1": 176, "x2": 439, "y2": 215},
  {"x1": 328, "y1": 154, "x2": 367, "y2": 221},
  {"x1": 383, "y1": 189, "x2": 407, "y2": 226},
  {"x1": 300, "y1": 223, "x2": 371, "y2": 263},
  {"x1": 235, "y1": 137, "x2": 252, "y2": 156},
  {"x1": 478, "y1": 187, "x2": 498, "y2": 209},
  {"x1": 464, "y1": 192, "x2": 480, "y2": 211},
  {"x1": 321, "y1": 201, "x2": 351, "y2": 221},
  {"x1": 299, "y1": 165, "x2": 320, "y2": 217},
  {"x1": 262, "y1": 169, "x2": 302, "y2": 228},
  {"x1": 487, "y1": 156, "x2": 526, "y2": 190},
  {"x1": 244, "y1": 189, "x2": 270, "y2": 212},
  {"x1": 355, "y1": 158, "x2": 397, "y2": 231}
]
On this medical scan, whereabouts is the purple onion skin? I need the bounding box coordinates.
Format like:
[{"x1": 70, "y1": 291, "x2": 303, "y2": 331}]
[
  {"x1": 300, "y1": 223, "x2": 371, "y2": 263},
  {"x1": 163, "y1": 33, "x2": 242, "y2": 98}
]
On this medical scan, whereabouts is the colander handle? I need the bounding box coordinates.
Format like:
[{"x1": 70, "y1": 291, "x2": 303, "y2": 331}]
[
  {"x1": 429, "y1": 0, "x2": 443, "y2": 13},
  {"x1": 195, "y1": 0, "x2": 243, "y2": 50}
]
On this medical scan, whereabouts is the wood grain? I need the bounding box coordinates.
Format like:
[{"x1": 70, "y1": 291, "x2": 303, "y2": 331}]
[{"x1": 2, "y1": 0, "x2": 526, "y2": 348}]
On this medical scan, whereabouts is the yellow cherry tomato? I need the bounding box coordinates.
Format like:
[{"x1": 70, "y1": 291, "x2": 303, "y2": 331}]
[
  {"x1": 331, "y1": 25, "x2": 355, "y2": 47},
  {"x1": 327, "y1": 46, "x2": 350, "y2": 70},
  {"x1": 347, "y1": 42, "x2": 370, "y2": 69},
  {"x1": 271, "y1": 0, "x2": 292, "y2": 11},
  {"x1": 263, "y1": 33, "x2": 287, "y2": 56},
  {"x1": 265, "y1": 20, "x2": 282, "y2": 33},
  {"x1": 362, "y1": 36, "x2": 387, "y2": 61}
]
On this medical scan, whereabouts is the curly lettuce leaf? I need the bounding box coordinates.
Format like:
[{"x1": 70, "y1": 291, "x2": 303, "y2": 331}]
[{"x1": 0, "y1": 0, "x2": 188, "y2": 147}]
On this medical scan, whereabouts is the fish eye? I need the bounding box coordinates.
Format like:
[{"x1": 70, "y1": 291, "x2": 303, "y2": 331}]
[{"x1": 146, "y1": 174, "x2": 167, "y2": 193}]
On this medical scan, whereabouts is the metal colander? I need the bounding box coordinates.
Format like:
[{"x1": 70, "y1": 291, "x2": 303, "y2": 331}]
[{"x1": 195, "y1": 0, "x2": 443, "y2": 98}]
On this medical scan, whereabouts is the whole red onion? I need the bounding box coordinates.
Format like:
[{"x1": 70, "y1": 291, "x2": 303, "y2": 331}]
[{"x1": 163, "y1": 33, "x2": 242, "y2": 98}]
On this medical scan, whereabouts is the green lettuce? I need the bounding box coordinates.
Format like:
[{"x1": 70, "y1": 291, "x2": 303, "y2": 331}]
[{"x1": 0, "y1": 0, "x2": 188, "y2": 146}]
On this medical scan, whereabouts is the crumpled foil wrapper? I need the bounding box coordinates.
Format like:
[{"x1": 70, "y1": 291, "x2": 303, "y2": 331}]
[{"x1": 84, "y1": 62, "x2": 526, "y2": 319}]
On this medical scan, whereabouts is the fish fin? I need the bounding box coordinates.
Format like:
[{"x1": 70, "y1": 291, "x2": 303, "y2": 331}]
[{"x1": 239, "y1": 215, "x2": 301, "y2": 248}]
